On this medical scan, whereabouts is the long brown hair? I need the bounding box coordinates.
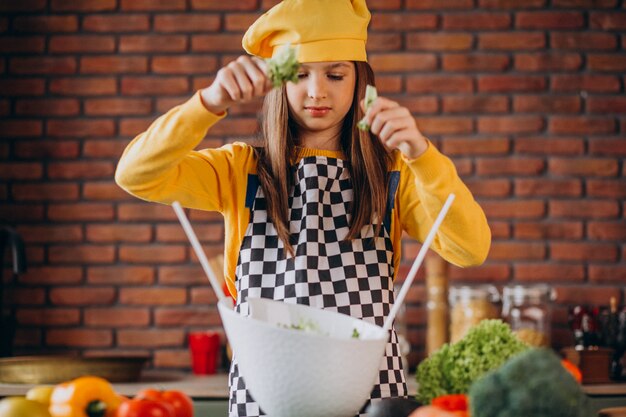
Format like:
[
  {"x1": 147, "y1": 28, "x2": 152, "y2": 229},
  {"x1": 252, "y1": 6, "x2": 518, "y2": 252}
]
[{"x1": 255, "y1": 61, "x2": 393, "y2": 256}]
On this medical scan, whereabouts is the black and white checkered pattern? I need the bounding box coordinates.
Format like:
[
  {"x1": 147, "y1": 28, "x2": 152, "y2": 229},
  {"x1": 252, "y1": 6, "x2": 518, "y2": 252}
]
[{"x1": 229, "y1": 156, "x2": 407, "y2": 417}]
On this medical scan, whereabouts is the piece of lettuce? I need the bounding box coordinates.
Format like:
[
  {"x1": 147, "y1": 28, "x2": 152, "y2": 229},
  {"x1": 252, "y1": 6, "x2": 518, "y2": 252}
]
[
  {"x1": 266, "y1": 44, "x2": 300, "y2": 88},
  {"x1": 357, "y1": 84, "x2": 378, "y2": 131}
]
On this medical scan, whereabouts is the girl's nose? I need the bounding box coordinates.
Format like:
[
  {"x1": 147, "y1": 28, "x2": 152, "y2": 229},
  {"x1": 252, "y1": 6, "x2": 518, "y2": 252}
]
[{"x1": 307, "y1": 74, "x2": 327, "y2": 100}]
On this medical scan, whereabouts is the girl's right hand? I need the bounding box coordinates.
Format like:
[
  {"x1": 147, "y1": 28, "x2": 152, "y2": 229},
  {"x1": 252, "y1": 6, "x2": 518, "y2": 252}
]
[{"x1": 200, "y1": 55, "x2": 272, "y2": 115}]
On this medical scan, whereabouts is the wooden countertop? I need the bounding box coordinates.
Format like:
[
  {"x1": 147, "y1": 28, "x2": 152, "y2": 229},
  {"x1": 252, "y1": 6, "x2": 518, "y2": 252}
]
[{"x1": 0, "y1": 370, "x2": 624, "y2": 399}]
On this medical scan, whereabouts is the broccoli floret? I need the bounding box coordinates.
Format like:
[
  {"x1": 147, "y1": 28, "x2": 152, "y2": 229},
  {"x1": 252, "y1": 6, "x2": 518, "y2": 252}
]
[
  {"x1": 469, "y1": 348, "x2": 590, "y2": 417},
  {"x1": 416, "y1": 320, "x2": 529, "y2": 404},
  {"x1": 266, "y1": 44, "x2": 300, "y2": 88}
]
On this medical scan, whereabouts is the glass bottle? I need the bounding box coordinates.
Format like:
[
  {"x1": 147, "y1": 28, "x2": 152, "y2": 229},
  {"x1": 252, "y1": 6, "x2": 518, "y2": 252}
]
[
  {"x1": 502, "y1": 284, "x2": 553, "y2": 347},
  {"x1": 449, "y1": 285, "x2": 500, "y2": 343}
]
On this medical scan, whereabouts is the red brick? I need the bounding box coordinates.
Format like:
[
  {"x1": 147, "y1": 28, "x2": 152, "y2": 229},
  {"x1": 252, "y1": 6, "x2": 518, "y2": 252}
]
[
  {"x1": 448, "y1": 263, "x2": 511, "y2": 282},
  {"x1": 120, "y1": 245, "x2": 186, "y2": 264},
  {"x1": 515, "y1": 53, "x2": 582, "y2": 71},
  {"x1": 83, "y1": 14, "x2": 150, "y2": 32},
  {"x1": 88, "y1": 266, "x2": 155, "y2": 285},
  {"x1": 515, "y1": 137, "x2": 584, "y2": 155},
  {"x1": 407, "y1": 75, "x2": 472, "y2": 94},
  {"x1": 0, "y1": 36, "x2": 45, "y2": 53},
  {"x1": 394, "y1": 96, "x2": 438, "y2": 114},
  {"x1": 465, "y1": 179, "x2": 512, "y2": 197},
  {"x1": 482, "y1": 200, "x2": 546, "y2": 219},
  {"x1": 121, "y1": 76, "x2": 189, "y2": 95},
  {"x1": 589, "y1": 265, "x2": 626, "y2": 284},
  {"x1": 588, "y1": 221, "x2": 626, "y2": 241},
  {"x1": 85, "y1": 308, "x2": 150, "y2": 327},
  {"x1": 17, "y1": 308, "x2": 80, "y2": 326},
  {"x1": 120, "y1": 288, "x2": 187, "y2": 305},
  {"x1": 119, "y1": 329, "x2": 184, "y2": 347},
  {"x1": 15, "y1": 98, "x2": 80, "y2": 116},
  {"x1": 120, "y1": 35, "x2": 187, "y2": 53},
  {"x1": 19, "y1": 266, "x2": 83, "y2": 285},
  {"x1": 488, "y1": 221, "x2": 511, "y2": 239},
  {"x1": 588, "y1": 55, "x2": 626, "y2": 72},
  {"x1": 85, "y1": 98, "x2": 152, "y2": 116},
  {"x1": 513, "y1": 95, "x2": 580, "y2": 113},
  {"x1": 80, "y1": 56, "x2": 148, "y2": 74},
  {"x1": 47, "y1": 329, "x2": 113, "y2": 347},
  {"x1": 442, "y1": 54, "x2": 510, "y2": 72},
  {"x1": 0, "y1": 0, "x2": 46, "y2": 11},
  {"x1": 415, "y1": 117, "x2": 473, "y2": 135},
  {"x1": 590, "y1": 11, "x2": 626, "y2": 30},
  {"x1": 192, "y1": 0, "x2": 257, "y2": 10},
  {"x1": 407, "y1": 0, "x2": 473, "y2": 8},
  {"x1": 0, "y1": 120, "x2": 43, "y2": 137},
  {"x1": 155, "y1": 14, "x2": 221, "y2": 32},
  {"x1": 17, "y1": 140, "x2": 80, "y2": 159},
  {"x1": 550, "y1": 200, "x2": 619, "y2": 219},
  {"x1": 517, "y1": 11, "x2": 584, "y2": 29},
  {"x1": 370, "y1": 13, "x2": 437, "y2": 31},
  {"x1": 48, "y1": 119, "x2": 115, "y2": 137},
  {"x1": 368, "y1": 0, "x2": 402, "y2": 9},
  {"x1": 406, "y1": 34, "x2": 473, "y2": 51},
  {"x1": 489, "y1": 242, "x2": 546, "y2": 261},
  {"x1": 49, "y1": 77, "x2": 117, "y2": 95},
  {"x1": 48, "y1": 161, "x2": 115, "y2": 179},
  {"x1": 554, "y1": 0, "x2": 616, "y2": 6},
  {"x1": 50, "y1": 287, "x2": 116, "y2": 306},
  {"x1": 118, "y1": 203, "x2": 178, "y2": 221},
  {"x1": 190, "y1": 287, "x2": 219, "y2": 304},
  {"x1": 18, "y1": 225, "x2": 83, "y2": 243},
  {"x1": 51, "y1": 0, "x2": 116, "y2": 11},
  {"x1": 159, "y1": 266, "x2": 206, "y2": 285},
  {"x1": 121, "y1": 0, "x2": 185, "y2": 10},
  {"x1": 443, "y1": 12, "x2": 511, "y2": 30},
  {"x1": 588, "y1": 97, "x2": 626, "y2": 115},
  {"x1": 478, "y1": 116, "x2": 544, "y2": 134},
  {"x1": 551, "y1": 32, "x2": 617, "y2": 50},
  {"x1": 48, "y1": 203, "x2": 114, "y2": 221},
  {"x1": 370, "y1": 54, "x2": 437, "y2": 72},
  {"x1": 13, "y1": 183, "x2": 78, "y2": 202},
  {"x1": 188, "y1": 209, "x2": 223, "y2": 222},
  {"x1": 367, "y1": 34, "x2": 402, "y2": 52},
  {"x1": 10, "y1": 57, "x2": 76, "y2": 74},
  {"x1": 87, "y1": 224, "x2": 152, "y2": 243},
  {"x1": 0, "y1": 78, "x2": 45, "y2": 95},
  {"x1": 6, "y1": 288, "x2": 45, "y2": 306},
  {"x1": 479, "y1": 0, "x2": 546, "y2": 7},
  {"x1": 152, "y1": 350, "x2": 190, "y2": 368},
  {"x1": 83, "y1": 182, "x2": 133, "y2": 200},
  {"x1": 13, "y1": 15, "x2": 78, "y2": 32},
  {"x1": 516, "y1": 178, "x2": 581, "y2": 197},
  {"x1": 49, "y1": 35, "x2": 114, "y2": 53},
  {"x1": 0, "y1": 163, "x2": 43, "y2": 179},
  {"x1": 479, "y1": 33, "x2": 545, "y2": 50},
  {"x1": 440, "y1": 137, "x2": 509, "y2": 155},
  {"x1": 50, "y1": 245, "x2": 115, "y2": 264},
  {"x1": 119, "y1": 118, "x2": 156, "y2": 136},
  {"x1": 551, "y1": 74, "x2": 620, "y2": 92},
  {"x1": 553, "y1": 286, "x2": 622, "y2": 304},
  {"x1": 553, "y1": 242, "x2": 618, "y2": 262},
  {"x1": 514, "y1": 221, "x2": 583, "y2": 240},
  {"x1": 156, "y1": 224, "x2": 223, "y2": 243},
  {"x1": 515, "y1": 263, "x2": 584, "y2": 282},
  {"x1": 154, "y1": 307, "x2": 221, "y2": 326},
  {"x1": 478, "y1": 75, "x2": 546, "y2": 92},
  {"x1": 152, "y1": 56, "x2": 218, "y2": 75},
  {"x1": 190, "y1": 34, "x2": 248, "y2": 52},
  {"x1": 0, "y1": 204, "x2": 44, "y2": 222},
  {"x1": 549, "y1": 117, "x2": 615, "y2": 134},
  {"x1": 548, "y1": 158, "x2": 618, "y2": 177},
  {"x1": 587, "y1": 179, "x2": 626, "y2": 198},
  {"x1": 83, "y1": 140, "x2": 129, "y2": 158}
]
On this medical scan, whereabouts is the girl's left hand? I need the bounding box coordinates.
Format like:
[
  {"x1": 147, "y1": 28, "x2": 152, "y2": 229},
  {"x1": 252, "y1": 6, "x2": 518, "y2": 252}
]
[{"x1": 360, "y1": 96, "x2": 429, "y2": 160}]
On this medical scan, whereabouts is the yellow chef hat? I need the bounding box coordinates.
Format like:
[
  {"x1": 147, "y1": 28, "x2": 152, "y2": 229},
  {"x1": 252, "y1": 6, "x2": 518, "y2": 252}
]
[{"x1": 242, "y1": 0, "x2": 370, "y2": 63}]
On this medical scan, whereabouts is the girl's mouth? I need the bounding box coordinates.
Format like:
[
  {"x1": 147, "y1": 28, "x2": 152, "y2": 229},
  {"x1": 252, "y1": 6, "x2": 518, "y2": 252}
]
[{"x1": 305, "y1": 107, "x2": 331, "y2": 117}]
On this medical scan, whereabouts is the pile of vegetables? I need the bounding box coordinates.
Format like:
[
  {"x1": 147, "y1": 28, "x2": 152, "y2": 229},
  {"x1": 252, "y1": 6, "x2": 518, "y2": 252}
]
[{"x1": 0, "y1": 375, "x2": 194, "y2": 417}]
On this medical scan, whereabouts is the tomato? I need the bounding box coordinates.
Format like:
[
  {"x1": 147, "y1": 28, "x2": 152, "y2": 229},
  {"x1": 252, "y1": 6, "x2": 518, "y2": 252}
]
[
  {"x1": 134, "y1": 389, "x2": 193, "y2": 417},
  {"x1": 0, "y1": 397, "x2": 51, "y2": 417},
  {"x1": 116, "y1": 399, "x2": 174, "y2": 417}
]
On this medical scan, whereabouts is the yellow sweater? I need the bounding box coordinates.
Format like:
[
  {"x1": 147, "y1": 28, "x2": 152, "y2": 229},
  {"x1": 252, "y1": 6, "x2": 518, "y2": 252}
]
[{"x1": 116, "y1": 92, "x2": 491, "y2": 299}]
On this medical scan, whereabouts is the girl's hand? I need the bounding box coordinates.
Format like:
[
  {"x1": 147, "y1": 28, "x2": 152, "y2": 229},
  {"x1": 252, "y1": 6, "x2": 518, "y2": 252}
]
[
  {"x1": 360, "y1": 97, "x2": 429, "y2": 160},
  {"x1": 201, "y1": 55, "x2": 272, "y2": 115}
]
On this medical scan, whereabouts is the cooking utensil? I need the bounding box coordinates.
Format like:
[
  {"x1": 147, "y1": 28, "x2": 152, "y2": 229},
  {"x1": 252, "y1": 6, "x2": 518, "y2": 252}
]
[{"x1": 172, "y1": 194, "x2": 455, "y2": 417}]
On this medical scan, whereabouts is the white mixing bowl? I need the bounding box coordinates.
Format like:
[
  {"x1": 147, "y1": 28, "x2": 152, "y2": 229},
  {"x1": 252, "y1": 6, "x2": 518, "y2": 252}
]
[{"x1": 218, "y1": 297, "x2": 389, "y2": 417}]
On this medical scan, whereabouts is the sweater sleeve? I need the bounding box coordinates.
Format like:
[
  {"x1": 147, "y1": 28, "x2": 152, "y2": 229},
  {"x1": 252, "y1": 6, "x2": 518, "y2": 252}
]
[
  {"x1": 397, "y1": 143, "x2": 491, "y2": 267},
  {"x1": 115, "y1": 91, "x2": 253, "y2": 214}
]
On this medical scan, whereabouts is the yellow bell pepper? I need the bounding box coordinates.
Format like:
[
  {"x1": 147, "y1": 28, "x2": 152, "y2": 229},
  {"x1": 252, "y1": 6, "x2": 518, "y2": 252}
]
[{"x1": 49, "y1": 376, "x2": 122, "y2": 417}]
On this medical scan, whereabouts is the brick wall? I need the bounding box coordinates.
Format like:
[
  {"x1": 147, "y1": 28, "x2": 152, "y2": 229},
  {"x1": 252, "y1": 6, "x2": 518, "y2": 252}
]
[{"x1": 1, "y1": 0, "x2": 625, "y2": 372}]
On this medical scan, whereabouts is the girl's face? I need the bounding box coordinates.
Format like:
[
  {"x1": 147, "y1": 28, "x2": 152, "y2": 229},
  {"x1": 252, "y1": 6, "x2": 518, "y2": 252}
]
[{"x1": 286, "y1": 61, "x2": 357, "y2": 140}]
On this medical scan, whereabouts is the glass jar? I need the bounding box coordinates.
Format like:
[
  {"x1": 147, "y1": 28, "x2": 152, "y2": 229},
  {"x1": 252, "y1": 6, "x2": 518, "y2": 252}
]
[
  {"x1": 502, "y1": 284, "x2": 553, "y2": 347},
  {"x1": 449, "y1": 285, "x2": 500, "y2": 343}
]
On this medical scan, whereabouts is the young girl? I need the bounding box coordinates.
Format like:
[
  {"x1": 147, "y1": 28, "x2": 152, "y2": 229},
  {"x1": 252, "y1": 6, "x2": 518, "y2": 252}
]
[{"x1": 116, "y1": 1, "x2": 491, "y2": 415}]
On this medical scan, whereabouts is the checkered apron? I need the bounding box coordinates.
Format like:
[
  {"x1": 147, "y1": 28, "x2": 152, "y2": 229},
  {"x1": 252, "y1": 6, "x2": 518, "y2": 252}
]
[{"x1": 228, "y1": 155, "x2": 407, "y2": 417}]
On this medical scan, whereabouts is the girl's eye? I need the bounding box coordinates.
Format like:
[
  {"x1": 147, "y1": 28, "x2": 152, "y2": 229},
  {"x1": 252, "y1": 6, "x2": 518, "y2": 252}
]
[
  {"x1": 328, "y1": 74, "x2": 344, "y2": 81},
  {"x1": 297, "y1": 73, "x2": 308, "y2": 79}
]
